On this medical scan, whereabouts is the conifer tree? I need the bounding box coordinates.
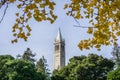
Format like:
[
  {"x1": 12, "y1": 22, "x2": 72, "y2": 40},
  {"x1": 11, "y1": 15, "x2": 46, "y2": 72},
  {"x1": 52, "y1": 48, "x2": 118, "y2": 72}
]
[
  {"x1": 21, "y1": 48, "x2": 36, "y2": 63},
  {"x1": 36, "y1": 56, "x2": 50, "y2": 80}
]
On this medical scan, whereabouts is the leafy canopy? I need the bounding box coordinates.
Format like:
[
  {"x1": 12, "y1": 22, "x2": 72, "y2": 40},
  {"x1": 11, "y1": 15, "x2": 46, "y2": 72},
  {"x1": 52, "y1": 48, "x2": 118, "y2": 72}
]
[
  {"x1": 52, "y1": 54, "x2": 114, "y2": 80},
  {"x1": 1, "y1": 0, "x2": 120, "y2": 50}
]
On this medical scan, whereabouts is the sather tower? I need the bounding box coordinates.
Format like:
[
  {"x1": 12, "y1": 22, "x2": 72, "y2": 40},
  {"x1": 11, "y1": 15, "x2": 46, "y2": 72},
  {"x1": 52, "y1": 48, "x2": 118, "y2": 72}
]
[{"x1": 54, "y1": 29, "x2": 65, "y2": 70}]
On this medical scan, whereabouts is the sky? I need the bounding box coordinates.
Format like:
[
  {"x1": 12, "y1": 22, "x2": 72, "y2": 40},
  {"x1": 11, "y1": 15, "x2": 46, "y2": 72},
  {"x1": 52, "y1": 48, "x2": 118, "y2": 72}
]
[{"x1": 0, "y1": 0, "x2": 119, "y2": 72}]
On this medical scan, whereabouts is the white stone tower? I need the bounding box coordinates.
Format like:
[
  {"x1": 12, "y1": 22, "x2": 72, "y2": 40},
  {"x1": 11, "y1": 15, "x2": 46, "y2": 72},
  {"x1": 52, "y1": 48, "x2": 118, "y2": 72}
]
[{"x1": 54, "y1": 29, "x2": 65, "y2": 70}]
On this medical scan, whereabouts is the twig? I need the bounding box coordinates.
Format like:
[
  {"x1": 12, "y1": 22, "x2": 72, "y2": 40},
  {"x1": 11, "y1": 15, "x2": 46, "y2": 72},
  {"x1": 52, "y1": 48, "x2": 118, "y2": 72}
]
[
  {"x1": 73, "y1": 25, "x2": 94, "y2": 28},
  {"x1": 0, "y1": 3, "x2": 8, "y2": 23},
  {"x1": 72, "y1": 16, "x2": 81, "y2": 26}
]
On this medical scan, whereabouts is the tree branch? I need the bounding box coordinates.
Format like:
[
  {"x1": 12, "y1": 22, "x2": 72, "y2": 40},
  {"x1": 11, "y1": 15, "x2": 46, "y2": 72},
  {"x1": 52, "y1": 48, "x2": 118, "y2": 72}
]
[
  {"x1": 0, "y1": 3, "x2": 8, "y2": 23},
  {"x1": 72, "y1": 16, "x2": 94, "y2": 28},
  {"x1": 0, "y1": 0, "x2": 7, "y2": 9}
]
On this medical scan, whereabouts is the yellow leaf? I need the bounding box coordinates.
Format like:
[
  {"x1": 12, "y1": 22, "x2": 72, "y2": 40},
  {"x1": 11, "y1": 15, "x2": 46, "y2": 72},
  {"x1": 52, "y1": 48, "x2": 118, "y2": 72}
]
[
  {"x1": 18, "y1": 33, "x2": 25, "y2": 38},
  {"x1": 9, "y1": 0, "x2": 15, "y2": 3},
  {"x1": 30, "y1": 4, "x2": 36, "y2": 9},
  {"x1": 33, "y1": 14, "x2": 42, "y2": 22},
  {"x1": 75, "y1": 11, "x2": 80, "y2": 19},
  {"x1": 64, "y1": 4, "x2": 68, "y2": 9},
  {"x1": 116, "y1": 31, "x2": 120, "y2": 36},
  {"x1": 89, "y1": 19, "x2": 93, "y2": 23},
  {"x1": 27, "y1": 33, "x2": 31, "y2": 36},
  {"x1": 41, "y1": 15, "x2": 46, "y2": 20},
  {"x1": 16, "y1": 13, "x2": 19, "y2": 17},
  {"x1": 95, "y1": 45, "x2": 101, "y2": 48},
  {"x1": 66, "y1": 12, "x2": 69, "y2": 15},
  {"x1": 17, "y1": 4, "x2": 22, "y2": 9},
  {"x1": 47, "y1": 17, "x2": 54, "y2": 24},
  {"x1": 114, "y1": 42, "x2": 117, "y2": 46},
  {"x1": 24, "y1": 6, "x2": 29, "y2": 12},
  {"x1": 26, "y1": 25, "x2": 32, "y2": 32},
  {"x1": 84, "y1": 43, "x2": 89, "y2": 50},
  {"x1": 24, "y1": 37, "x2": 28, "y2": 41},
  {"x1": 27, "y1": 12, "x2": 32, "y2": 18},
  {"x1": 87, "y1": 27, "x2": 93, "y2": 34},
  {"x1": 34, "y1": 0, "x2": 41, "y2": 3},
  {"x1": 13, "y1": 33, "x2": 17, "y2": 37},
  {"x1": 49, "y1": 3, "x2": 54, "y2": 10},
  {"x1": 46, "y1": 0, "x2": 50, "y2": 4},
  {"x1": 53, "y1": 15, "x2": 57, "y2": 20},
  {"x1": 14, "y1": 39, "x2": 18, "y2": 43},
  {"x1": 97, "y1": 48, "x2": 101, "y2": 51},
  {"x1": 12, "y1": 29, "x2": 15, "y2": 32},
  {"x1": 20, "y1": 16, "x2": 24, "y2": 20},
  {"x1": 19, "y1": 27, "x2": 22, "y2": 32},
  {"x1": 40, "y1": 4, "x2": 45, "y2": 8},
  {"x1": 78, "y1": 43, "x2": 83, "y2": 50},
  {"x1": 16, "y1": 19, "x2": 20, "y2": 23}
]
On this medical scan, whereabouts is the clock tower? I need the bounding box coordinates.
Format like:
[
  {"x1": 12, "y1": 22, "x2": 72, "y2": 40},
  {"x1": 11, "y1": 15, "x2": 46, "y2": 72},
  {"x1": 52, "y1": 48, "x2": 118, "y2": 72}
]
[{"x1": 54, "y1": 29, "x2": 65, "y2": 70}]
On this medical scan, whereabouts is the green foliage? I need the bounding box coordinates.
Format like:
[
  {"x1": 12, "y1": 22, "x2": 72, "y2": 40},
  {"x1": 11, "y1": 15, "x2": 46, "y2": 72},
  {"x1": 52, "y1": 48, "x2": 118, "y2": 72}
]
[
  {"x1": 107, "y1": 67, "x2": 120, "y2": 80},
  {"x1": 2, "y1": 59, "x2": 36, "y2": 80},
  {"x1": 0, "y1": 55, "x2": 14, "y2": 79},
  {"x1": 0, "y1": 55, "x2": 14, "y2": 69},
  {"x1": 52, "y1": 54, "x2": 114, "y2": 80}
]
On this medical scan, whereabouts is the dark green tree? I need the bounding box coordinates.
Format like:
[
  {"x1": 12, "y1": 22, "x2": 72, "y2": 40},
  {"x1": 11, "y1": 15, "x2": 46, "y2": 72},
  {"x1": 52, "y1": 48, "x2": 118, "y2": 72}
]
[
  {"x1": 22, "y1": 48, "x2": 36, "y2": 62},
  {"x1": 52, "y1": 54, "x2": 114, "y2": 80},
  {"x1": 111, "y1": 45, "x2": 120, "y2": 69}
]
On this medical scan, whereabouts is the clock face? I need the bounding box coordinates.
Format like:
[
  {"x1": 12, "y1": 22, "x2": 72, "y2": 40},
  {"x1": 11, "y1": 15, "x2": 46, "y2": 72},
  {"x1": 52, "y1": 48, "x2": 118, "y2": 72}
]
[{"x1": 55, "y1": 45, "x2": 59, "y2": 51}]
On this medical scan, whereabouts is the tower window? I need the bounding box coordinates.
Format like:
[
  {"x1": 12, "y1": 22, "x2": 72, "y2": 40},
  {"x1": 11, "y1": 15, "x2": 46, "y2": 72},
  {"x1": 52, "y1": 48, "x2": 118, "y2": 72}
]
[
  {"x1": 61, "y1": 45, "x2": 64, "y2": 51},
  {"x1": 55, "y1": 45, "x2": 59, "y2": 51}
]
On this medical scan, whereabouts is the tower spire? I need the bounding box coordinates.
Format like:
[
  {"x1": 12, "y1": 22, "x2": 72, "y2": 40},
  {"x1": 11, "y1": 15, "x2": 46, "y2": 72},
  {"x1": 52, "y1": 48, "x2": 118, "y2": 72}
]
[
  {"x1": 54, "y1": 28, "x2": 65, "y2": 70},
  {"x1": 56, "y1": 28, "x2": 62, "y2": 41}
]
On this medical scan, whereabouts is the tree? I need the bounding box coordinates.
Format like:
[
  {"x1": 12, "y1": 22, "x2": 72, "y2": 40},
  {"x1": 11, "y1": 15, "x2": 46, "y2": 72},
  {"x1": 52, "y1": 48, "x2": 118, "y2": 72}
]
[
  {"x1": 36, "y1": 56, "x2": 50, "y2": 80},
  {"x1": 107, "y1": 67, "x2": 120, "y2": 80},
  {"x1": 0, "y1": 0, "x2": 120, "y2": 50},
  {"x1": 22, "y1": 48, "x2": 36, "y2": 62},
  {"x1": 52, "y1": 54, "x2": 114, "y2": 80}
]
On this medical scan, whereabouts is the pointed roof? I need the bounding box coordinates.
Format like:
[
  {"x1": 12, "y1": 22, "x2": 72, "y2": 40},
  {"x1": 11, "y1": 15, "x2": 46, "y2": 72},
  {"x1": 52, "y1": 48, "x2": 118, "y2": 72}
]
[{"x1": 56, "y1": 28, "x2": 62, "y2": 41}]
